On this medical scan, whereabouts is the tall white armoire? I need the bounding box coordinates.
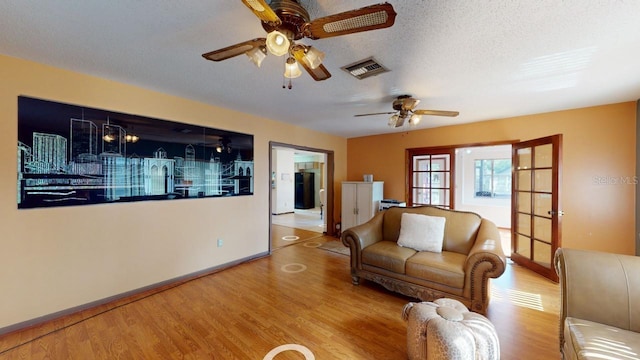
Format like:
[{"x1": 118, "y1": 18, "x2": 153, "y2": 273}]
[{"x1": 341, "y1": 181, "x2": 384, "y2": 231}]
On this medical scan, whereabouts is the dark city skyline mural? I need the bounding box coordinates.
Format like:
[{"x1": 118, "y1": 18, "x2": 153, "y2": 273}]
[{"x1": 17, "y1": 96, "x2": 254, "y2": 209}]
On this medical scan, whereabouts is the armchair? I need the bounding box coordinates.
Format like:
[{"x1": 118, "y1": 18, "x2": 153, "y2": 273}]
[{"x1": 555, "y1": 248, "x2": 640, "y2": 359}]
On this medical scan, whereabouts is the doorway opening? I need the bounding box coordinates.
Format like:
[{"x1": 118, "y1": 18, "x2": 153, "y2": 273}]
[
  {"x1": 454, "y1": 144, "x2": 513, "y2": 254},
  {"x1": 269, "y1": 142, "x2": 334, "y2": 251}
]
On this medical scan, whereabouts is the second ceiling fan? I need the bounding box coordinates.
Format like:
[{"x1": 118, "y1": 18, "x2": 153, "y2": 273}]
[
  {"x1": 202, "y1": 0, "x2": 397, "y2": 83},
  {"x1": 355, "y1": 95, "x2": 460, "y2": 128}
]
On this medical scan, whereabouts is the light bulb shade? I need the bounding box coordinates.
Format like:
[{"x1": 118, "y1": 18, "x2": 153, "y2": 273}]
[
  {"x1": 410, "y1": 114, "x2": 422, "y2": 125},
  {"x1": 266, "y1": 30, "x2": 290, "y2": 56},
  {"x1": 246, "y1": 46, "x2": 267, "y2": 67},
  {"x1": 125, "y1": 134, "x2": 139, "y2": 143},
  {"x1": 284, "y1": 57, "x2": 302, "y2": 78},
  {"x1": 302, "y1": 46, "x2": 325, "y2": 69},
  {"x1": 388, "y1": 114, "x2": 399, "y2": 127}
]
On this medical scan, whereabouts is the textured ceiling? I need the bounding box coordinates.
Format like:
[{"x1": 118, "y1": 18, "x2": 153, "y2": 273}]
[{"x1": 1, "y1": 1, "x2": 639, "y2": 138}]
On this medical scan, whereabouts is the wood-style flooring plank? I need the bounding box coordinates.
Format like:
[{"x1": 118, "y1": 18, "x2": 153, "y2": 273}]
[
  {"x1": 271, "y1": 224, "x2": 323, "y2": 249},
  {"x1": 0, "y1": 236, "x2": 561, "y2": 359}
]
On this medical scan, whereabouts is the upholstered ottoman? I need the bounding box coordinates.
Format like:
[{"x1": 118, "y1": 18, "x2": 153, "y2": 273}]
[{"x1": 402, "y1": 298, "x2": 500, "y2": 360}]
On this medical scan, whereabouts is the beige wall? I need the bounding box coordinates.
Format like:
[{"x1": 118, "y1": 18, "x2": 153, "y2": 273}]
[
  {"x1": 0, "y1": 54, "x2": 347, "y2": 330},
  {"x1": 347, "y1": 102, "x2": 637, "y2": 255}
]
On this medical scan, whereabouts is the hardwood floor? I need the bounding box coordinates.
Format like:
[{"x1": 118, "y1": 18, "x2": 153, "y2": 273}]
[
  {"x1": 0, "y1": 234, "x2": 561, "y2": 359},
  {"x1": 271, "y1": 224, "x2": 324, "y2": 250}
]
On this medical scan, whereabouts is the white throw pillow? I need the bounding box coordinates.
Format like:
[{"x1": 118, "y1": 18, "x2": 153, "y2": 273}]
[{"x1": 397, "y1": 213, "x2": 446, "y2": 253}]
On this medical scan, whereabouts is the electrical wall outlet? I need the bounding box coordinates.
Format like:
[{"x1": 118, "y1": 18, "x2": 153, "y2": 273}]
[{"x1": 217, "y1": 238, "x2": 224, "y2": 247}]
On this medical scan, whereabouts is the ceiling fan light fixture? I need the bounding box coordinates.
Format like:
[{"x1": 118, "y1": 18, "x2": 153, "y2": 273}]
[
  {"x1": 246, "y1": 46, "x2": 267, "y2": 67},
  {"x1": 284, "y1": 57, "x2": 302, "y2": 78},
  {"x1": 356, "y1": 94, "x2": 458, "y2": 129},
  {"x1": 203, "y1": 3, "x2": 398, "y2": 84},
  {"x1": 302, "y1": 46, "x2": 325, "y2": 69},
  {"x1": 388, "y1": 114, "x2": 399, "y2": 127},
  {"x1": 266, "y1": 30, "x2": 291, "y2": 56}
]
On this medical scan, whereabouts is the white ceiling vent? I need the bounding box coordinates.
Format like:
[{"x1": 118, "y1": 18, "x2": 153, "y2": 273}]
[{"x1": 341, "y1": 57, "x2": 389, "y2": 80}]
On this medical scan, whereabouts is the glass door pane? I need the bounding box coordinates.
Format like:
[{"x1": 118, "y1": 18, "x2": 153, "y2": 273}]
[{"x1": 408, "y1": 149, "x2": 455, "y2": 208}]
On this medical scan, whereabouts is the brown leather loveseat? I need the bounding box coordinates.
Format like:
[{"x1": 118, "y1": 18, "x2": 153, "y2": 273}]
[{"x1": 341, "y1": 206, "x2": 506, "y2": 313}]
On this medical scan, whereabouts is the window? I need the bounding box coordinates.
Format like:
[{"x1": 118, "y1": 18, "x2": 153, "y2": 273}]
[
  {"x1": 474, "y1": 159, "x2": 511, "y2": 198},
  {"x1": 407, "y1": 148, "x2": 455, "y2": 208}
]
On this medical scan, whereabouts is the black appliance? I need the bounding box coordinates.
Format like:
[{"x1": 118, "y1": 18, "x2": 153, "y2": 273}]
[{"x1": 295, "y1": 172, "x2": 315, "y2": 209}]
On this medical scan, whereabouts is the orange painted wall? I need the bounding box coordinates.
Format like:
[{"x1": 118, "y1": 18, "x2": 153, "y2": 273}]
[
  {"x1": 347, "y1": 102, "x2": 637, "y2": 255},
  {"x1": 0, "y1": 54, "x2": 347, "y2": 330}
]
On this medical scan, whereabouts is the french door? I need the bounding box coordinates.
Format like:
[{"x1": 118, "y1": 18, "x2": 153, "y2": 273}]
[{"x1": 511, "y1": 135, "x2": 563, "y2": 282}]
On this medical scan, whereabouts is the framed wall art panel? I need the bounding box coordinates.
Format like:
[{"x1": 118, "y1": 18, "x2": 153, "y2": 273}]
[{"x1": 17, "y1": 96, "x2": 254, "y2": 209}]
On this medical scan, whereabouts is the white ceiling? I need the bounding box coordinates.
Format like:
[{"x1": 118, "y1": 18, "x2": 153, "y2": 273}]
[{"x1": 1, "y1": 1, "x2": 639, "y2": 138}]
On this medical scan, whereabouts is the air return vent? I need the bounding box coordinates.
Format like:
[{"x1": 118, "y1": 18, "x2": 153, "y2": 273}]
[{"x1": 341, "y1": 57, "x2": 389, "y2": 80}]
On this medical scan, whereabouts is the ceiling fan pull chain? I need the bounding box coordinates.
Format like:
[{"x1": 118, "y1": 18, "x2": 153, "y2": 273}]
[
  {"x1": 281, "y1": 55, "x2": 292, "y2": 89},
  {"x1": 282, "y1": 55, "x2": 286, "y2": 89}
]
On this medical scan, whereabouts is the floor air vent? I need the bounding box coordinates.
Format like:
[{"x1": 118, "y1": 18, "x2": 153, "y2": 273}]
[{"x1": 341, "y1": 57, "x2": 389, "y2": 80}]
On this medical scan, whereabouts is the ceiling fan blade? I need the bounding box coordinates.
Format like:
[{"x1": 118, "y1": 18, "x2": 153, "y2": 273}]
[
  {"x1": 240, "y1": 0, "x2": 281, "y2": 25},
  {"x1": 296, "y1": 59, "x2": 332, "y2": 81},
  {"x1": 413, "y1": 109, "x2": 460, "y2": 117},
  {"x1": 291, "y1": 45, "x2": 331, "y2": 81},
  {"x1": 354, "y1": 112, "x2": 396, "y2": 117},
  {"x1": 202, "y1": 38, "x2": 266, "y2": 62},
  {"x1": 304, "y1": 3, "x2": 397, "y2": 40}
]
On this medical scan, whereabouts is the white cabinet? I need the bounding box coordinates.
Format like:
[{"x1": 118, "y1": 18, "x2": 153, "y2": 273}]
[{"x1": 341, "y1": 181, "x2": 384, "y2": 231}]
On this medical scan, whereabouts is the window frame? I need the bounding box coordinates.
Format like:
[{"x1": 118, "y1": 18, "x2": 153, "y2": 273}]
[
  {"x1": 406, "y1": 147, "x2": 456, "y2": 208},
  {"x1": 474, "y1": 158, "x2": 512, "y2": 199}
]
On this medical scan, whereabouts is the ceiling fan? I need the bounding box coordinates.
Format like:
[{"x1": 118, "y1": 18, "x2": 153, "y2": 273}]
[
  {"x1": 355, "y1": 95, "x2": 460, "y2": 128},
  {"x1": 202, "y1": 0, "x2": 397, "y2": 84}
]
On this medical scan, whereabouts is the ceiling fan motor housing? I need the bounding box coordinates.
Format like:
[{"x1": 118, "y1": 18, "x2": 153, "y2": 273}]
[
  {"x1": 392, "y1": 95, "x2": 418, "y2": 112},
  {"x1": 261, "y1": 0, "x2": 310, "y2": 40}
]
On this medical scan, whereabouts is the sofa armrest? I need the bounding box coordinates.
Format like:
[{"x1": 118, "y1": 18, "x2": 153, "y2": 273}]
[
  {"x1": 463, "y1": 219, "x2": 506, "y2": 313},
  {"x1": 341, "y1": 211, "x2": 385, "y2": 269},
  {"x1": 341, "y1": 211, "x2": 385, "y2": 250},
  {"x1": 465, "y1": 219, "x2": 506, "y2": 274}
]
